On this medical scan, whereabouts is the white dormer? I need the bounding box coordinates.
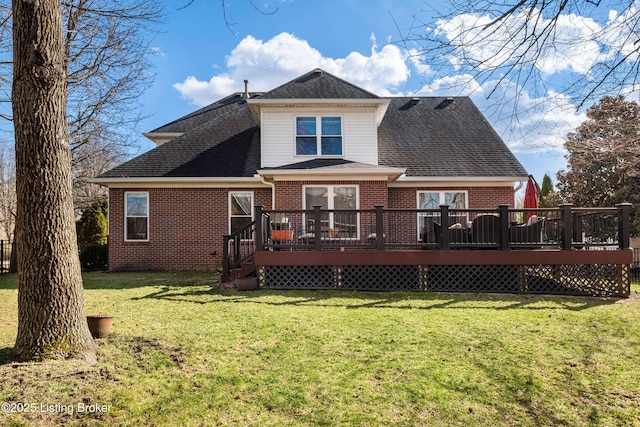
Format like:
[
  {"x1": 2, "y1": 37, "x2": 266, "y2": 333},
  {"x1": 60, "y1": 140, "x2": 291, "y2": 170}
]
[{"x1": 247, "y1": 98, "x2": 390, "y2": 168}]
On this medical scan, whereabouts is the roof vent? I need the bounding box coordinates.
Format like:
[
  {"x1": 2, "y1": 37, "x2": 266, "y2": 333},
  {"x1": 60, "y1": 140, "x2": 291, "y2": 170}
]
[
  {"x1": 411, "y1": 97, "x2": 420, "y2": 104},
  {"x1": 435, "y1": 97, "x2": 455, "y2": 110},
  {"x1": 313, "y1": 69, "x2": 323, "y2": 75}
]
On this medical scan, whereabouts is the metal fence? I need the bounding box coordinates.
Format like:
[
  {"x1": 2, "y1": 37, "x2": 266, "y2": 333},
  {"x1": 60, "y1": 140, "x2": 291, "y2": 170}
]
[
  {"x1": 632, "y1": 248, "x2": 640, "y2": 284},
  {"x1": 0, "y1": 240, "x2": 13, "y2": 275}
]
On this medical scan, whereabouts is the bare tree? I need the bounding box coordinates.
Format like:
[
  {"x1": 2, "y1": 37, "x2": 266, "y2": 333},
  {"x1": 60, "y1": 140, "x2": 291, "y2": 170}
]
[
  {"x1": 12, "y1": 0, "x2": 96, "y2": 363},
  {"x1": 0, "y1": 0, "x2": 163, "y2": 208},
  {"x1": 402, "y1": 1, "x2": 640, "y2": 109},
  {"x1": 0, "y1": 139, "x2": 15, "y2": 242}
]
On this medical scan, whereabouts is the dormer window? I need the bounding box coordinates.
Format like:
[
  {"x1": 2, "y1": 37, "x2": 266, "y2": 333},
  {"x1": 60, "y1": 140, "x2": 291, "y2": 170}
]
[{"x1": 296, "y1": 116, "x2": 342, "y2": 156}]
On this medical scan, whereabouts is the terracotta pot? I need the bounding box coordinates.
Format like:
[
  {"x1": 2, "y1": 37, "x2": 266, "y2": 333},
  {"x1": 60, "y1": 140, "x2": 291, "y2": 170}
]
[
  {"x1": 271, "y1": 230, "x2": 294, "y2": 240},
  {"x1": 235, "y1": 277, "x2": 258, "y2": 291},
  {"x1": 86, "y1": 314, "x2": 114, "y2": 338}
]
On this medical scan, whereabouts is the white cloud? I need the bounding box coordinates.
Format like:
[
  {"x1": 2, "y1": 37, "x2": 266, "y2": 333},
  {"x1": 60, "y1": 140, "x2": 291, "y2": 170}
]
[
  {"x1": 434, "y1": 8, "x2": 611, "y2": 77},
  {"x1": 173, "y1": 32, "x2": 410, "y2": 106}
]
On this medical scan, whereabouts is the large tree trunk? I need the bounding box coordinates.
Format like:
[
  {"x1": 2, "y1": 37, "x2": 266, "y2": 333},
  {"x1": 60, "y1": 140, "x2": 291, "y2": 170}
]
[{"x1": 12, "y1": 0, "x2": 96, "y2": 363}]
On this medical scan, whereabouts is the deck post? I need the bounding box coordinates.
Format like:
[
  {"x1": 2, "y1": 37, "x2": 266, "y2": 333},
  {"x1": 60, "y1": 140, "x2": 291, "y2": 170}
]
[
  {"x1": 313, "y1": 205, "x2": 322, "y2": 250},
  {"x1": 255, "y1": 205, "x2": 264, "y2": 252},
  {"x1": 375, "y1": 205, "x2": 384, "y2": 251},
  {"x1": 560, "y1": 203, "x2": 573, "y2": 250},
  {"x1": 617, "y1": 203, "x2": 631, "y2": 249},
  {"x1": 498, "y1": 204, "x2": 510, "y2": 250},
  {"x1": 222, "y1": 234, "x2": 231, "y2": 279},
  {"x1": 439, "y1": 205, "x2": 449, "y2": 250}
]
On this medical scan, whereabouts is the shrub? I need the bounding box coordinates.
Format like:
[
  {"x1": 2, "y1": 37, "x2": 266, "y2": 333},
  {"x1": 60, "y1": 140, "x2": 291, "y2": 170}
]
[
  {"x1": 79, "y1": 243, "x2": 108, "y2": 271},
  {"x1": 77, "y1": 199, "x2": 108, "y2": 251}
]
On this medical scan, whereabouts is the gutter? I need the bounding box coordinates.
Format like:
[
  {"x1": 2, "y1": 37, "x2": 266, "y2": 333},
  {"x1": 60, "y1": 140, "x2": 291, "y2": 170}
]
[{"x1": 258, "y1": 174, "x2": 276, "y2": 210}]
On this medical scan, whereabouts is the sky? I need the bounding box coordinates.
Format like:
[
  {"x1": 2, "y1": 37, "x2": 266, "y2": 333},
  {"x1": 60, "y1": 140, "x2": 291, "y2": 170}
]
[{"x1": 135, "y1": 0, "x2": 640, "y2": 185}]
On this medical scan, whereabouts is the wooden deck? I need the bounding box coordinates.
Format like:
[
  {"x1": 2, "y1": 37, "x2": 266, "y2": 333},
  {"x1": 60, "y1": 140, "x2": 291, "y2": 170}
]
[{"x1": 223, "y1": 204, "x2": 633, "y2": 297}]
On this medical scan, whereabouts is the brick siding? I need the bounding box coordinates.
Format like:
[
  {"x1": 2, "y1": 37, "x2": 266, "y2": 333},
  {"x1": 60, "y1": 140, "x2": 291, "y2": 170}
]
[
  {"x1": 108, "y1": 187, "x2": 271, "y2": 271},
  {"x1": 108, "y1": 184, "x2": 514, "y2": 271}
]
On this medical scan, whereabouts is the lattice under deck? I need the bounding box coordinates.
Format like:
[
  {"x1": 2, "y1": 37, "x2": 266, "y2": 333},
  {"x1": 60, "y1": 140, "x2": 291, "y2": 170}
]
[{"x1": 259, "y1": 264, "x2": 629, "y2": 297}]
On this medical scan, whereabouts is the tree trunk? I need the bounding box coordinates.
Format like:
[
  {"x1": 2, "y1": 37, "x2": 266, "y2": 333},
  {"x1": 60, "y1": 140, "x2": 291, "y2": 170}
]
[{"x1": 12, "y1": 0, "x2": 96, "y2": 363}]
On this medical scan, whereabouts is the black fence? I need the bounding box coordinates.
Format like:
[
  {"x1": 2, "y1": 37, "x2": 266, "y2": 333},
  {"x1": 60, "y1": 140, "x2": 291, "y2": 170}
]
[
  {"x1": 632, "y1": 248, "x2": 640, "y2": 284},
  {"x1": 0, "y1": 240, "x2": 13, "y2": 275}
]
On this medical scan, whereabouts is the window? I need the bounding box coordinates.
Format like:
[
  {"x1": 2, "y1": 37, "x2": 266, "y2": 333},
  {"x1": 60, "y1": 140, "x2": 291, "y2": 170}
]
[
  {"x1": 417, "y1": 191, "x2": 467, "y2": 241},
  {"x1": 304, "y1": 186, "x2": 358, "y2": 236},
  {"x1": 229, "y1": 192, "x2": 253, "y2": 234},
  {"x1": 125, "y1": 192, "x2": 149, "y2": 241},
  {"x1": 296, "y1": 116, "x2": 342, "y2": 156}
]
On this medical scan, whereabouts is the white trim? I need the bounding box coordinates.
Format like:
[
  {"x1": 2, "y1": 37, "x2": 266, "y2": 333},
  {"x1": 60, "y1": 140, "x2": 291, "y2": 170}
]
[
  {"x1": 124, "y1": 191, "x2": 149, "y2": 242},
  {"x1": 248, "y1": 98, "x2": 389, "y2": 107},
  {"x1": 391, "y1": 175, "x2": 527, "y2": 188},
  {"x1": 90, "y1": 177, "x2": 269, "y2": 188},
  {"x1": 294, "y1": 115, "x2": 344, "y2": 157},
  {"x1": 247, "y1": 98, "x2": 390, "y2": 126},
  {"x1": 303, "y1": 185, "x2": 360, "y2": 235},
  {"x1": 228, "y1": 191, "x2": 254, "y2": 235},
  {"x1": 390, "y1": 177, "x2": 526, "y2": 188},
  {"x1": 143, "y1": 132, "x2": 183, "y2": 146},
  {"x1": 416, "y1": 190, "x2": 469, "y2": 242}
]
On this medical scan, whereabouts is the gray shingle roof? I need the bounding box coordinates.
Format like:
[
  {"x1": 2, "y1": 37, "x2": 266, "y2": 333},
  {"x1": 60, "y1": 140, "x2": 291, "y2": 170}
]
[
  {"x1": 258, "y1": 68, "x2": 380, "y2": 99},
  {"x1": 100, "y1": 99, "x2": 260, "y2": 178},
  {"x1": 98, "y1": 69, "x2": 527, "y2": 180},
  {"x1": 379, "y1": 97, "x2": 528, "y2": 177}
]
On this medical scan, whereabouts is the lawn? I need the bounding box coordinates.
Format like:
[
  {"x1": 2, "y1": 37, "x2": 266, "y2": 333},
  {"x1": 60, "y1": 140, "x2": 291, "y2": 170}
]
[{"x1": 1, "y1": 272, "x2": 639, "y2": 426}]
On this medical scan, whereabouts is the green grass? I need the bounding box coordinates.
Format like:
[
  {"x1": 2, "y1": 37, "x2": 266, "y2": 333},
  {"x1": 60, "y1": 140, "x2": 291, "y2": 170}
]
[{"x1": 1, "y1": 272, "x2": 639, "y2": 426}]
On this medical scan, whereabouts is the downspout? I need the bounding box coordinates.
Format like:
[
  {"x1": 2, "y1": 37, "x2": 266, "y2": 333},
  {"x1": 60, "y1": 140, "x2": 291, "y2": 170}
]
[
  {"x1": 514, "y1": 180, "x2": 525, "y2": 207},
  {"x1": 260, "y1": 174, "x2": 275, "y2": 210}
]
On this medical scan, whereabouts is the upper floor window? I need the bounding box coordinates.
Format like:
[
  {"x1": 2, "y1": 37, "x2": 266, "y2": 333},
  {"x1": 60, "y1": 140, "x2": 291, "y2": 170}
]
[
  {"x1": 125, "y1": 192, "x2": 149, "y2": 241},
  {"x1": 296, "y1": 116, "x2": 342, "y2": 156}
]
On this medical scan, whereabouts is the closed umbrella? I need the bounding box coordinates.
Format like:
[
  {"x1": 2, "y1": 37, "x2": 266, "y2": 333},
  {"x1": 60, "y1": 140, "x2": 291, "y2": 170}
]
[{"x1": 524, "y1": 176, "x2": 539, "y2": 220}]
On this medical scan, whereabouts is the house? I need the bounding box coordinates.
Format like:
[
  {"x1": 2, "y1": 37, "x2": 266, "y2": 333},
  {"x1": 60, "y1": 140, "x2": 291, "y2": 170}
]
[{"x1": 93, "y1": 68, "x2": 530, "y2": 272}]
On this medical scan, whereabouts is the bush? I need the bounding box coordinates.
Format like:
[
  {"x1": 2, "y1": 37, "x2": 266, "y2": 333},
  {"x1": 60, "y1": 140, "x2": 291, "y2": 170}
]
[
  {"x1": 80, "y1": 243, "x2": 108, "y2": 271},
  {"x1": 77, "y1": 199, "x2": 108, "y2": 251}
]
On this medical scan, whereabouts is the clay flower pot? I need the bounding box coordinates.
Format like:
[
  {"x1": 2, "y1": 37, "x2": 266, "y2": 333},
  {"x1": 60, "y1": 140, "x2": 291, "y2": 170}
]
[{"x1": 86, "y1": 314, "x2": 114, "y2": 338}]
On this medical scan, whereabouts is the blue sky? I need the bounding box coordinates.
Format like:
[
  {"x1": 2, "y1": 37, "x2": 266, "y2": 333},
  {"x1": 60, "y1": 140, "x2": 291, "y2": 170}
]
[{"x1": 136, "y1": 0, "x2": 640, "y2": 184}]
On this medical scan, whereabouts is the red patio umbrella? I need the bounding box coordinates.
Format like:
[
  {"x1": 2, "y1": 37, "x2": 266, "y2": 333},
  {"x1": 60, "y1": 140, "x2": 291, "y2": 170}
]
[{"x1": 524, "y1": 175, "x2": 539, "y2": 220}]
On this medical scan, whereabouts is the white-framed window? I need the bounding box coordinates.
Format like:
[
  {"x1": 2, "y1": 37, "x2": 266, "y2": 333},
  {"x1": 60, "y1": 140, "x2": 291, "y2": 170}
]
[
  {"x1": 296, "y1": 116, "x2": 342, "y2": 156},
  {"x1": 125, "y1": 192, "x2": 149, "y2": 241},
  {"x1": 229, "y1": 191, "x2": 254, "y2": 234},
  {"x1": 417, "y1": 190, "x2": 468, "y2": 241},
  {"x1": 303, "y1": 185, "x2": 358, "y2": 236}
]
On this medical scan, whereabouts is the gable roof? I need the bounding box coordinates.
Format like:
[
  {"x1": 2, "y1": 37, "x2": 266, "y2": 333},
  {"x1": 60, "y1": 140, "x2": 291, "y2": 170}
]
[
  {"x1": 96, "y1": 69, "x2": 527, "y2": 182},
  {"x1": 258, "y1": 68, "x2": 380, "y2": 100}
]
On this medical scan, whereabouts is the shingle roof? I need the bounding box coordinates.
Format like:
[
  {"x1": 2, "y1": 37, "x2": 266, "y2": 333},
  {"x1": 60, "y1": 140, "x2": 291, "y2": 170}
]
[
  {"x1": 98, "y1": 69, "x2": 527, "y2": 180},
  {"x1": 150, "y1": 92, "x2": 261, "y2": 134},
  {"x1": 100, "y1": 99, "x2": 261, "y2": 178},
  {"x1": 258, "y1": 68, "x2": 381, "y2": 99},
  {"x1": 378, "y1": 97, "x2": 528, "y2": 177}
]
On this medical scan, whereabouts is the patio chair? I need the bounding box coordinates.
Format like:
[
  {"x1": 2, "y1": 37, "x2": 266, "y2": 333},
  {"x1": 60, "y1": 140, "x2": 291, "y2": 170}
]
[
  {"x1": 470, "y1": 214, "x2": 501, "y2": 246},
  {"x1": 433, "y1": 222, "x2": 471, "y2": 247},
  {"x1": 509, "y1": 215, "x2": 545, "y2": 245}
]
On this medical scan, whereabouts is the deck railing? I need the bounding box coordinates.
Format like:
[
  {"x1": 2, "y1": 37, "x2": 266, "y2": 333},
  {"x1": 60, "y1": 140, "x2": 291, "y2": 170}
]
[
  {"x1": 254, "y1": 203, "x2": 631, "y2": 252},
  {"x1": 222, "y1": 203, "x2": 631, "y2": 279}
]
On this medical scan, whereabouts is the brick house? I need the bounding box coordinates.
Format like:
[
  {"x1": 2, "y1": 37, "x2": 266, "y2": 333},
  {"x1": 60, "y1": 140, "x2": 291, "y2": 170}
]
[{"x1": 93, "y1": 69, "x2": 528, "y2": 271}]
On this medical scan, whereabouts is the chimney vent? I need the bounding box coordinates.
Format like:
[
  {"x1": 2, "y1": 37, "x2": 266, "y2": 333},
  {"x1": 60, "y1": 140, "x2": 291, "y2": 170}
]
[{"x1": 243, "y1": 79, "x2": 249, "y2": 99}]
